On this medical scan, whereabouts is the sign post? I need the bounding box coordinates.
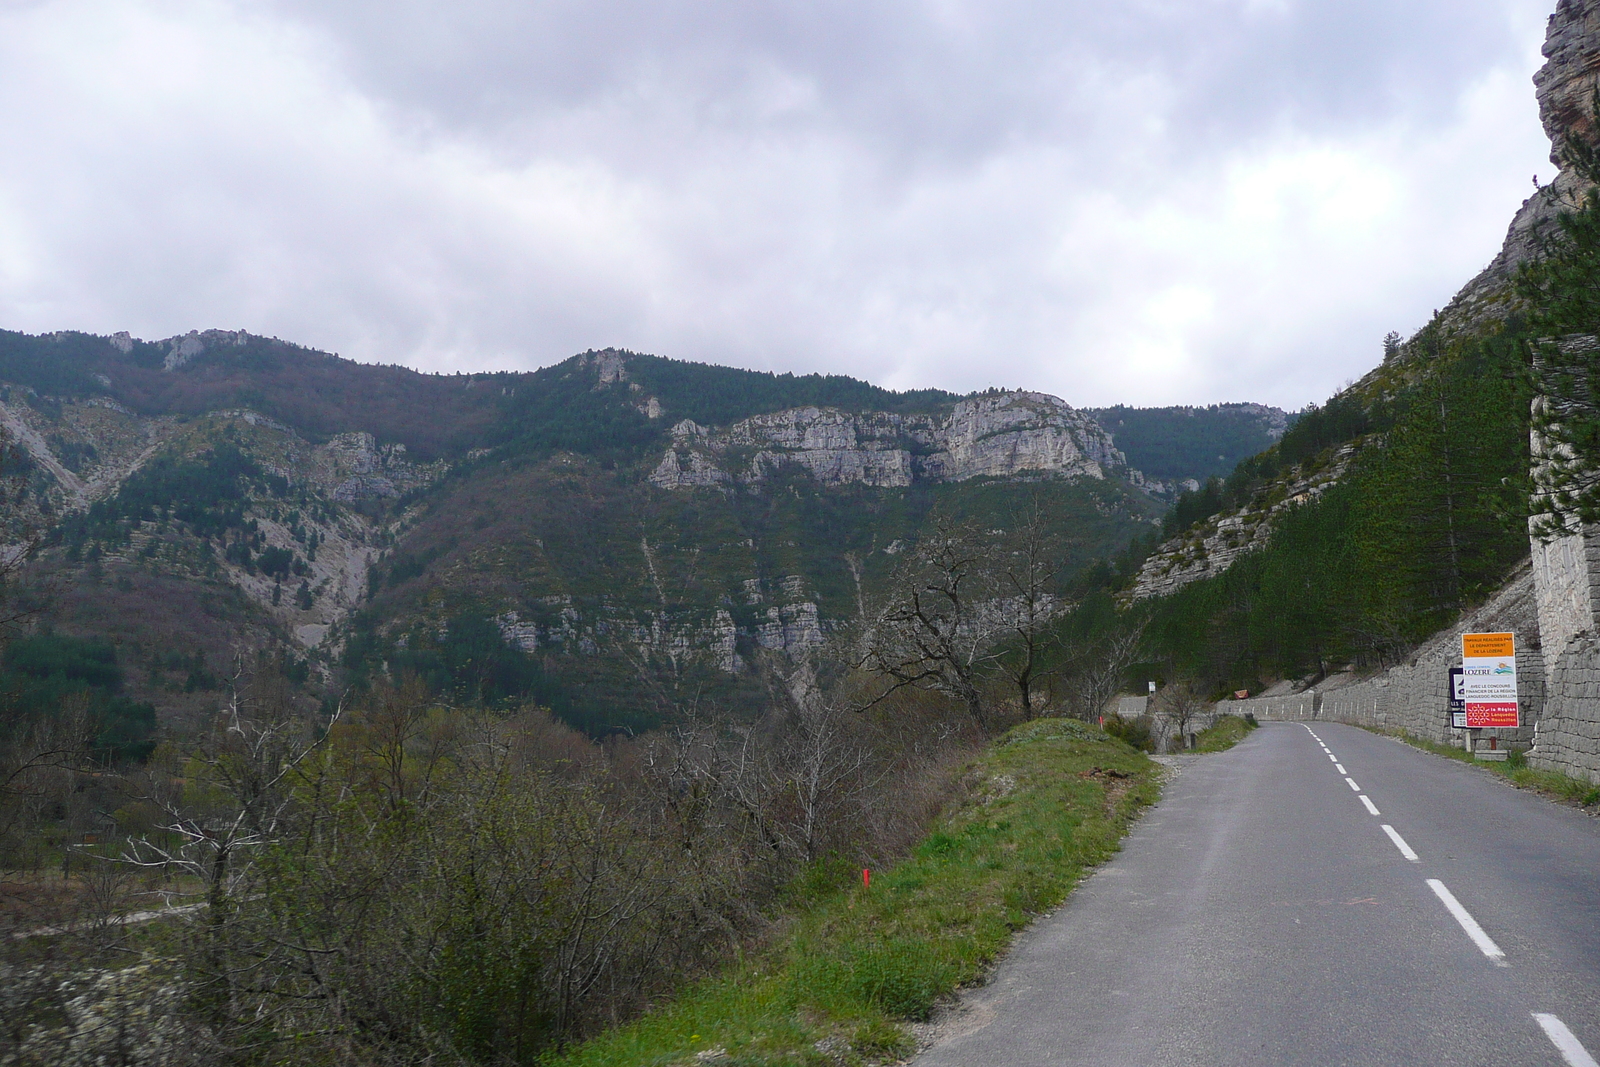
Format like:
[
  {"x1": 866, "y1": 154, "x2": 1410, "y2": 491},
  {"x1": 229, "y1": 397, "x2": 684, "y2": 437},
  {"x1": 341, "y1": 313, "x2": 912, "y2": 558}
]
[{"x1": 1461, "y1": 633, "x2": 1519, "y2": 743}]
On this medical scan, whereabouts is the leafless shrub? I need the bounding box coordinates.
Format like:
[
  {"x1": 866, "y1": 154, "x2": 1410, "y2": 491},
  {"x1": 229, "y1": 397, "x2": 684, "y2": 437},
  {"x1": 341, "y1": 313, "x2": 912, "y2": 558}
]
[
  {"x1": 0, "y1": 693, "x2": 93, "y2": 862},
  {"x1": 1065, "y1": 616, "x2": 1148, "y2": 722},
  {"x1": 1153, "y1": 681, "x2": 1211, "y2": 751},
  {"x1": 853, "y1": 516, "x2": 1002, "y2": 730},
  {"x1": 8, "y1": 647, "x2": 980, "y2": 1066}
]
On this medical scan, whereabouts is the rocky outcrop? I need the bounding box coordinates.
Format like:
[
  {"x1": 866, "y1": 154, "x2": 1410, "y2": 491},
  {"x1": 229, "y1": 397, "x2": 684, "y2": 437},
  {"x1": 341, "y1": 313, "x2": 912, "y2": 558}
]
[
  {"x1": 159, "y1": 328, "x2": 253, "y2": 371},
  {"x1": 1443, "y1": 0, "x2": 1600, "y2": 329},
  {"x1": 0, "y1": 388, "x2": 449, "y2": 647},
  {"x1": 495, "y1": 573, "x2": 828, "y2": 674},
  {"x1": 650, "y1": 391, "x2": 1127, "y2": 490},
  {"x1": 323, "y1": 432, "x2": 443, "y2": 501},
  {"x1": 1538, "y1": 0, "x2": 1600, "y2": 176},
  {"x1": 755, "y1": 602, "x2": 825, "y2": 653},
  {"x1": 1126, "y1": 444, "x2": 1357, "y2": 602}
]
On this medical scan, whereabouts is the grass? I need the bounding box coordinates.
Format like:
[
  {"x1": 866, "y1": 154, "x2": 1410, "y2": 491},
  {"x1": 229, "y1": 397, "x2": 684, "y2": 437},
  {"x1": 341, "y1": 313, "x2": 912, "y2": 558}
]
[
  {"x1": 1192, "y1": 714, "x2": 1257, "y2": 753},
  {"x1": 542, "y1": 718, "x2": 1160, "y2": 1067},
  {"x1": 1375, "y1": 728, "x2": 1600, "y2": 808}
]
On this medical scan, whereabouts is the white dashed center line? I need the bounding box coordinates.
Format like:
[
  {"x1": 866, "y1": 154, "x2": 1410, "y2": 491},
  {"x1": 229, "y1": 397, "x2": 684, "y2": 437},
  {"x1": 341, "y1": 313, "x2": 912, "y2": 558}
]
[
  {"x1": 1428, "y1": 879, "x2": 1506, "y2": 965},
  {"x1": 1382, "y1": 824, "x2": 1418, "y2": 862},
  {"x1": 1296, "y1": 726, "x2": 1521, "y2": 976},
  {"x1": 1534, "y1": 1014, "x2": 1600, "y2": 1067}
]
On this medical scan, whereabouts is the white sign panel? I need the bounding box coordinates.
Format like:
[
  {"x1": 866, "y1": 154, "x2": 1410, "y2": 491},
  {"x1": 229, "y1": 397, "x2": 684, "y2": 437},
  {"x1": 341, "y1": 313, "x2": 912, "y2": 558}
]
[{"x1": 1461, "y1": 632, "x2": 1519, "y2": 729}]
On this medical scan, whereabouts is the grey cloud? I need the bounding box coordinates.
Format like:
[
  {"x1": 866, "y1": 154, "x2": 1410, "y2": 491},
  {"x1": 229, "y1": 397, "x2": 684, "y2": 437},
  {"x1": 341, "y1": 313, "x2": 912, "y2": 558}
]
[
  {"x1": 0, "y1": 0, "x2": 1559, "y2": 410},
  {"x1": 272, "y1": 0, "x2": 1540, "y2": 154}
]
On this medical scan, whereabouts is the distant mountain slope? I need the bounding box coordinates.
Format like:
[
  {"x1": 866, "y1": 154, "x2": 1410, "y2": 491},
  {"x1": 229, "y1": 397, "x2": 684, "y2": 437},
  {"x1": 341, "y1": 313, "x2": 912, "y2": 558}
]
[
  {"x1": 1086, "y1": 403, "x2": 1288, "y2": 486},
  {"x1": 0, "y1": 328, "x2": 510, "y2": 459},
  {"x1": 0, "y1": 333, "x2": 1169, "y2": 737},
  {"x1": 0, "y1": 331, "x2": 963, "y2": 465}
]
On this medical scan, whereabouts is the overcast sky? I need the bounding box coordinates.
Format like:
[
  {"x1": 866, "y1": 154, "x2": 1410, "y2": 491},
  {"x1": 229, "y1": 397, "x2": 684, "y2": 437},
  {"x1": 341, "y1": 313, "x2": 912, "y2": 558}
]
[{"x1": 0, "y1": 0, "x2": 1557, "y2": 409}]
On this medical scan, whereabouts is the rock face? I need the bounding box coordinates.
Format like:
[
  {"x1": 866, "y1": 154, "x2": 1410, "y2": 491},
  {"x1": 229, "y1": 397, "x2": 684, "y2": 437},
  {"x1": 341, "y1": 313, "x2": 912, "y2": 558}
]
[
  {"x1": 1538, "y1": 0, "x2": 1600, "y2": 173},
  {"x1": 650, "y1": 391, "x2": 1127, "y2": 490},
  {"x1": 159, "y1": 328, "x2": 253, "y2": 371},
  {"x1": 1445, "y1": 0, "x2": 1600, "y2": 326},
  {"x1": 0, "y1": 390, "x2": 450, "y2": 648},
  {"x1": 496, "y1": 574, "x2": 827, "y2": 676},
  {"x1": 1126, "y1": 444, "x2": 1357, "y2": 602},
  {"x1": 323, "y1": 432, "x2": 442, "y2": 501}
]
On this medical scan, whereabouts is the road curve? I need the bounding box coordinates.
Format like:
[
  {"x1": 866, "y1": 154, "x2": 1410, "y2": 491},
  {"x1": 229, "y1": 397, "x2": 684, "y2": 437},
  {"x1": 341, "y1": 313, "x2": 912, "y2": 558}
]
[{"x1": 913, "y1": 721, "x2": 1600, "y2": 1067}]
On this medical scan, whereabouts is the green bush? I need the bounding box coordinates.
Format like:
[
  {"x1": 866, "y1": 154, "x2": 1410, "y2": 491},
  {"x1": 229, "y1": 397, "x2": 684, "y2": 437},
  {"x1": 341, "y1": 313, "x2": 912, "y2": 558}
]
[
  {"x1": 1103, "y1": 714, "x2": 1153, "y2": 752},
  {"x1": 1193, "y1": 715, "x2": 1255, "y2": 753}
]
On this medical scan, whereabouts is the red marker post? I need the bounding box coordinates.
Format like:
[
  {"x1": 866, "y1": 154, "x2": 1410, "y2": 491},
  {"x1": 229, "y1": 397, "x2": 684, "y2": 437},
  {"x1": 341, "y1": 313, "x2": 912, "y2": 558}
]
[{"x1": 862, "y1": 868, "x2": 870, "y2": 889}]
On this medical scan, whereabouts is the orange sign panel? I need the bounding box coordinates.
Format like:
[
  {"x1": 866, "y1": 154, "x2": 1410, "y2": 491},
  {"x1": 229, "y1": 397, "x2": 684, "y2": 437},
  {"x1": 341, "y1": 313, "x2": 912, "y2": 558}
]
[{"x1": 1462, "y1": 632, "x2": 1515, "y2": 658}]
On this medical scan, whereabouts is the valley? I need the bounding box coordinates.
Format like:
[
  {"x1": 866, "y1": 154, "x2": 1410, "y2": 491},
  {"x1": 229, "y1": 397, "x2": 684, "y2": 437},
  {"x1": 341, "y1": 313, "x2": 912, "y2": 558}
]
[
  {"x1": 0, "y1": 330, "x2": 1285, "y2": 738},
  {"x1": 12, "y1": 1, "x2": 1600, "y2": 1064}
]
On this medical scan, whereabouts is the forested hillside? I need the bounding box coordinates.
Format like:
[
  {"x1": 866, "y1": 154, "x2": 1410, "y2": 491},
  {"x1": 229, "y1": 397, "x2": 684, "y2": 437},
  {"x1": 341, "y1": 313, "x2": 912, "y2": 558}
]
[
  {"x1": 1087, "y1": 403, "x2": 1289, "y2": 485},
  {"x1": 1127, "y1": 325, "x2": 1531, "y2": 689},
  {"x1": 0, "y1": 331, "x2": 959, "y2": 464}
]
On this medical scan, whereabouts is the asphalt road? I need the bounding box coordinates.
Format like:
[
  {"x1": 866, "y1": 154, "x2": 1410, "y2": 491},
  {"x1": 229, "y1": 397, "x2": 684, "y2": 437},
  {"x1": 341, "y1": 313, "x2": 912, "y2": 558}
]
[{"x1": 914, "y1": 721, "x2": 1600, "y2": 1067}]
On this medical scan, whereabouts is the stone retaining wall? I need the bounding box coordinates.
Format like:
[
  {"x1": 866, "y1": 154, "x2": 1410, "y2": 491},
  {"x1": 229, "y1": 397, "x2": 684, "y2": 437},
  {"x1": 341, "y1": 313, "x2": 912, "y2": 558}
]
[{"x1": 1226, "y1": 562, "x2": 1550, "y2": 760}]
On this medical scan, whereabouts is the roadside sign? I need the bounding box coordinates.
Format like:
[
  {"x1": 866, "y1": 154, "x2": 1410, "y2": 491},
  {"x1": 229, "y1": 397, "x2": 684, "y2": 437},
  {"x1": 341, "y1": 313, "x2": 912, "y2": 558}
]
[
  {"x1": 1447, "y1": 666, "x2": 1465, "y2": 729},
  {"x1": 1461, "y1": 632, "x2": 1519, "y2": 728}
]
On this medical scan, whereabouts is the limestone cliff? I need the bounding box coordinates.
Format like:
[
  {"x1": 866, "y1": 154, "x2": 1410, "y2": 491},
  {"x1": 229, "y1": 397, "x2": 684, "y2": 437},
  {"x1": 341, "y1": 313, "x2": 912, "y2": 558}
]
[
  {"x1": 0, "y1": 391, "x2": 447, "y2": 648},
  {"x1": 496, "y1": 574, "x2": 828, "y2": 677},
  {"x1": 1126, "y1": 444, "x2": 1357, "y2": 602},
  {"x1": 650, "y1": 391, "x2": 1128, "y2": 490},
  {"x1": 1444, "y1": 0, "x2": 1600, "y2": 329}
]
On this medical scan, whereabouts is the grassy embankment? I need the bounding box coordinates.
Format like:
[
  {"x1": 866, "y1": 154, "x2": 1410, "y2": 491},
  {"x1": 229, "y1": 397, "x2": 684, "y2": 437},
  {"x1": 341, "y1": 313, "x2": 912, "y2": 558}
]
[
  {"x1": 1191, "y1": 714, "x2": 1257, "y2": 753},
  {"x1": 545, "y1": 718, "x2": 1161, "y2": 1067},
  {"x1": 1379, "y1": 729, "x2": 1600, "y2": 807}
]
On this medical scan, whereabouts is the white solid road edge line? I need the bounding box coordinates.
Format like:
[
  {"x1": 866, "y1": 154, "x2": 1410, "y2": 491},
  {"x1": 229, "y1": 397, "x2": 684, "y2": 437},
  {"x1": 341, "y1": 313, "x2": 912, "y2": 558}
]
[
  {"x1": 1534, "y1": 1014, "x2": 1600, "y2": 1067},
  {"x1": 1359, "y1": 795, "x2": 1380, "y2": 816},
  {"x1": 1381, "y1": 824, "x2": 1418, "y2": 861},
  {"x1": 1428, "y1": 879, "x2": 1507, "y2": 965}
]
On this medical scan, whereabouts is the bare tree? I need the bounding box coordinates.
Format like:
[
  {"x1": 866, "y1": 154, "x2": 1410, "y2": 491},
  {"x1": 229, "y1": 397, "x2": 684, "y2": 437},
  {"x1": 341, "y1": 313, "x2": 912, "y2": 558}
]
[
  {"x1": 992, "y1": 496, "x2": 1071, "y2": 718},
  {"x1": 1155, "y1": 681, "x2": 1211, "y2": 751},
  {"x1": 854, "y1": 516, "x2": 999, "y2": 730},
  {"x1": 120, "y1": 665, "x2": 342, "y2": 1032},
  {"x1": 1068, "y1": 616, "x2": 1147, "y2": 723},
  {"x1": 0, "y1": 694, "x2": 93, "y2": 851},
  {"x1": 767, "y1": 656, "x2": 880, "y2": 863}
]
